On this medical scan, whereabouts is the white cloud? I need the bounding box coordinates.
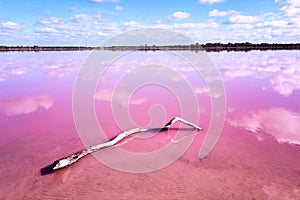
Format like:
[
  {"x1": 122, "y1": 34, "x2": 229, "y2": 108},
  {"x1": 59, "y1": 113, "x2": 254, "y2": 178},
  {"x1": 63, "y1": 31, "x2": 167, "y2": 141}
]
[
  {"x1": 115, "y1": 6, "x2": 123, "y2": 11},
  {"x1": 71, "y1": 14, "x2": 91, "y2": 23},
  {"x1": 32, "y1": 15, "x2": 123, "y2": 45},
  {"x1": 228, "y1": 15, "x2": 260, "y2": 24},
  {"x1": 1, "y1": 0, "x2": 300, "y2": 45},
  {"x1": 228, "y1": 24, "x2": 252, "y2": 30},
  {"x1": 287, "y1": 0, "x2": 300, "y2": 5},
  {"x1": 169, "y1": 11, "x2": 191, "y2": 21},
  {"x1": 0, "y1": 95, "x2": 54, "y2": 116},
  {"x1": 0, "y1": 21, "x2": 23, "y2": 30},
  {"x1": 123, "y1": 21, "x2": 144, "y2": 28},
  {"x1": 2, "y1": 0, "x2": 299, "y2": 45},
  {"x1": 199, "y1": 0, "x2": 225, "y2": 4},
  {"x1": 228, "y1": 108, "x2": 300, "y2": 145},
  {"x1": 290, "y1": 17, "x2": 300, "y2": 27},
  {"x1": 173, "y1": 21, "x2": 219, "y2": 29},
  {"x1": 256, "y1": 20, "x2": 289, "y2": 28},
  {"x1": 91, "y1": 0, "x2": 120, "y2": 2},
  {"x1": 263, "y1": 12, "x2": 275, "y2": 17},
  {"x1": 281, "y1": 0, "x2": 300, "y2": 17},
  {"x1": 281, "y1": 5, "x2": 300, "y2": 17},
  {"x1": 97, "y1": 31, "x2": 110, "y2": 36},
  {"x1": 38, "y1": 27, "x2": 59, "y2": 33},
  {"x1": 209, "y1": 9, "x2": 238, "y2": 17},
  {"x1": 151, "y1": 24, "x2": 172, "y2": 29},
  {"x1": 37, "y1": 17, "x2": 64, "y2": 26},
  {"x1": 102, "y1": 22, "x2": 121, "y2": 32}
]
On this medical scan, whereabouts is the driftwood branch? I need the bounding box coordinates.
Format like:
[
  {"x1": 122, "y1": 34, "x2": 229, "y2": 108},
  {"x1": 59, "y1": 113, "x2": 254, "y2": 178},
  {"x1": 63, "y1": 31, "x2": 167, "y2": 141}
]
[{"x1": 40, "y1": 117, "x2": 203, "y2": 175}]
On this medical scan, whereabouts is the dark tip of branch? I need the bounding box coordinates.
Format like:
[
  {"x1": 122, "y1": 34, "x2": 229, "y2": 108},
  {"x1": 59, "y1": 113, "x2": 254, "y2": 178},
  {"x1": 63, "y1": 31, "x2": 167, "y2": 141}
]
[
  {"x1": 40, "y1": 160, "x2": 58, "y2": 176},
  {"x1": 164, "y1": 121, "x2": 173, "y2": 128},
  {"x1": 161, "y1": 127, "x2": 169, "y2": 131}
]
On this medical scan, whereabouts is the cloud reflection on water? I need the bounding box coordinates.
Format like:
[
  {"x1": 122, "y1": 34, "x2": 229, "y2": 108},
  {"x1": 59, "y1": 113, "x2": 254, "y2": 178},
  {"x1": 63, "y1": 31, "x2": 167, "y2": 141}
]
[
  {"x1": 228, "y1": 107, "x2": 300, "y2": 145},
  {"x1": 94, "y1": 89, "x2": 147, "y2": 106},
  {"x1": 0, "y1": 52, "x2": 88, "y2": 81},
  {"x1": 1, "y1": 51, "x2": 299, "y2": 144},
  {"x1": 211, "y1": 51, "x2": 300, "y2": 96},
  {"x1": 0, "y1": 73, "x2": 9, "y2": 82},
  {"x1": 0, "y1": 95, "x2": 54, "y2": 116}
]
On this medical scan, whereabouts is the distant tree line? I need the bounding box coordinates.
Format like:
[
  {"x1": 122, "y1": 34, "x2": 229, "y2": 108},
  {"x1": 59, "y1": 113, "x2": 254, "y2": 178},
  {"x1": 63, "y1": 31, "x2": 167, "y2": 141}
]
[
  {"x1": 201, "y1": 42, "x2": 300, "y2": 52},
  {"x1": 1, "y1": 43, "x2": 300, "y2": 52},
  {"x1": 103, "y1": 42, "x2": 300, "y2": 52},
  {"x1": 0, "y1": 45, "x2": 94, "y2": 52}
]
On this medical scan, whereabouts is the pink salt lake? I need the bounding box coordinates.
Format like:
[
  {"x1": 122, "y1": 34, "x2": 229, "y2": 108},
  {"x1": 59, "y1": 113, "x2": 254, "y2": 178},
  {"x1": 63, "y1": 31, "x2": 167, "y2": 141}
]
[{"x1": 0, "y1": 50, "x2": 300, "y2": 199}]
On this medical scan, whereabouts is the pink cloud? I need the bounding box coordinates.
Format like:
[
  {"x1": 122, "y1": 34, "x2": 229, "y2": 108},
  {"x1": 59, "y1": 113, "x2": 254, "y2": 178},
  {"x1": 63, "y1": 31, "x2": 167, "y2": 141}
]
[
  {"x1": 10, "y1": 67, "x2": 31, "y2": 75},
  {"x1": 228, "y1": 107, "x2": 300, "y2": 145},
  {"x1": 211, "y1": 51, "x2": 300, "y2": 96},
  {"x1": 270, "y1": 73, "x2": 300, "y2": 96},
  {"x1": 194, "y1": 87, "x2": 210, "y2": 95},
  {"x1": 95, "y1": 89, "x2": 147, "y2": 106},
  {"x1": 0, "y1": 73, "x2": 9, "y2": 82},
  {"x1": 0, "y1": 95, "x2": 54, "y2": 116},
  {"x1": 223, "y1": 69, "x2": 254, "y2": 79},
  {"x1": 42, "y1": 62, "x2": 81, "y2": 78}
]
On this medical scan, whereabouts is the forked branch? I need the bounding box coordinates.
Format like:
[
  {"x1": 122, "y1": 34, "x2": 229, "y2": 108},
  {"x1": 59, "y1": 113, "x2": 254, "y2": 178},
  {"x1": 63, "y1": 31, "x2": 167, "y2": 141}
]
[{"x1": 42, "y1": 117, "x2": 203, "y2": 174}]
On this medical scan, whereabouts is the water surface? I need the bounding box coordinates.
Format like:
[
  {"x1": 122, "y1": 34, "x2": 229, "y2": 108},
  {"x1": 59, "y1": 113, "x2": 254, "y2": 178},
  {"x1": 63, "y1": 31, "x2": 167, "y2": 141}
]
[{"x1": 0, "y1": 50, "x2": 300, "y2": 199}]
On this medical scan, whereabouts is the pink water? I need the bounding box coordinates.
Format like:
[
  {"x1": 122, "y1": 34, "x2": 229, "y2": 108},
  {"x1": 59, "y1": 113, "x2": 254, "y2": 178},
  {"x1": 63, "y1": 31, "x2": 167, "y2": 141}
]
[{"x1": 0, "y1": 51, "x2": 300, "y2": 199}]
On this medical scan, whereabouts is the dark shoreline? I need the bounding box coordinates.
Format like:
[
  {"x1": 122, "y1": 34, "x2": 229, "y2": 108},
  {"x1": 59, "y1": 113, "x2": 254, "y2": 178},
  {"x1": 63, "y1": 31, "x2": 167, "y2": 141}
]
[{"x1": 1, "y1": 43, "x2": 300, "y2": 52}]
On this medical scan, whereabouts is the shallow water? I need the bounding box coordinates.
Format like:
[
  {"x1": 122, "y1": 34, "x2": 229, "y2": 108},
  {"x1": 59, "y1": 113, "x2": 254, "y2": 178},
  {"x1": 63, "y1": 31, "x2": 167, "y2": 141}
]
[{"x1": 0, "y1": 50, "x2": 300, "y2": 199}]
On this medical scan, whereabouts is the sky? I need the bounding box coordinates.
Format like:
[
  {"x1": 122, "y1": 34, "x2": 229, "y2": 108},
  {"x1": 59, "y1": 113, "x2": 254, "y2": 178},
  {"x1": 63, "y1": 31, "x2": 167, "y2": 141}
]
[{"x1": 0, "y1": 0, "x2": 299, "y2": 46}]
